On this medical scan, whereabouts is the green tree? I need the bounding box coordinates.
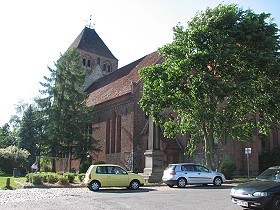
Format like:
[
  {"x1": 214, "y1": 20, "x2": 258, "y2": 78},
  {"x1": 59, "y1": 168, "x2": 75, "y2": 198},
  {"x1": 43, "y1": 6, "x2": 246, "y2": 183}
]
[
  {"x1": 0, "y1": 123, "x2": 13, "y2": 148},
  {"x1": 38, "y1": 48, "x2": 97, "y2": 168},
  {"x1": 139, "y1": 4, "x2": 280, "y2": 171},
  {"x1": 18, "y1": 105, "x2": 40, "y2": 165}
]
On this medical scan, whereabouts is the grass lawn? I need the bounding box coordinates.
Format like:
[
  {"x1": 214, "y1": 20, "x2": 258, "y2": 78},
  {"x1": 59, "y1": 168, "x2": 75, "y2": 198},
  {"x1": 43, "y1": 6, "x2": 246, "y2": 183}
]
[{"x1": 0, "y1": 174, "x2": 26, "y2": 190}]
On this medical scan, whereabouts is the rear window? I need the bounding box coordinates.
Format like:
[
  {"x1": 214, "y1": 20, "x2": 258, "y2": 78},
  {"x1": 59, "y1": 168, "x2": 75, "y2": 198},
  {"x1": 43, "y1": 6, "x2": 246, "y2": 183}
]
[
  {"x1": 165, "y1": 165, "x2": 176, "y2": 170},
  {"x1": 86, "y1": 165, "x2": 94, "y2": 173}
]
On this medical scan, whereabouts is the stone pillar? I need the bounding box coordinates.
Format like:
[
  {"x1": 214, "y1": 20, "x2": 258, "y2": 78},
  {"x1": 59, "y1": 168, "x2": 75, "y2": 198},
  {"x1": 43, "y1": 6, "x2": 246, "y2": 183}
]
[{"x1": 143, "y1": 116, "x2": 164, "y2": 183}]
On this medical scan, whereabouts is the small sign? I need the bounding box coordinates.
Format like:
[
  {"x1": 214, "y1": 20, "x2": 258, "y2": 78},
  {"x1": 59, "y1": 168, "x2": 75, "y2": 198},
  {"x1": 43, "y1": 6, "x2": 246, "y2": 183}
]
[{"x1": 245, "y1": 148, "x2": 251, "y2": 154}]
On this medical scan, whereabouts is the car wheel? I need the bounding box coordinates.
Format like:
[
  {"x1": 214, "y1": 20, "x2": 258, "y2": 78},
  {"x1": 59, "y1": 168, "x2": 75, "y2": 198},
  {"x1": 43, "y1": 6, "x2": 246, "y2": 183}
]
[
  {"x1": 177, "y1": 178, "x2": 187, "y2": 188},
  {"x1": 89, "y1": 180, "x2": 100, "y2": 191},
  {"x1": 271, "y1": 195, "x2": 280, "y2": 210},
  {"x1": 167, "y1": 184, "x2": 174, "y2": 188},
  {"x1": 130, "y1": 180, "x2": 140, "y2": 190},
  {"x1": 213, "y1": 177, "x2": 222, "y2": 186}
]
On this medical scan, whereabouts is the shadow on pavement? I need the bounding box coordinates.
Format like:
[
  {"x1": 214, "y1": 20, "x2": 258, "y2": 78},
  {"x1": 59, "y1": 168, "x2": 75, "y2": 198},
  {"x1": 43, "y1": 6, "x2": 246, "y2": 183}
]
[
  {"x1": 95, "y1": 187, "x2": 157, "y2": 193},
  {"x1": 169, "y1": 184, "x2": 236, "y2": 190}
]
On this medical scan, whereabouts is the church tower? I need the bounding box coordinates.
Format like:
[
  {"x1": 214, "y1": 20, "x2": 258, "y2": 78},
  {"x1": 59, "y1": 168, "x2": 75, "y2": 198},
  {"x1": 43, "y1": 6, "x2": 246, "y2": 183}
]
[{"x1": 69, "y1": 26, "x2": 118, "y2": 88}]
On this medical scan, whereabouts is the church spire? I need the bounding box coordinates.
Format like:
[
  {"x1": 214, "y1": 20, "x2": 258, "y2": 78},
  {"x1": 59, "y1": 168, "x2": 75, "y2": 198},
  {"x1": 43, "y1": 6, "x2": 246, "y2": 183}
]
[{"x1": 86, "y1": 15, "x2": 95, "y2": 29}]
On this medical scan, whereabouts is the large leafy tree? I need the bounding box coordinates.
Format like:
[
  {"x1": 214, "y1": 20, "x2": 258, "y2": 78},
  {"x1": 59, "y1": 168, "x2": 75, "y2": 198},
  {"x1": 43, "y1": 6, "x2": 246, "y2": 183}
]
[
  {"x1": 38, "y1": 48, "x2": 97, "y2": 166},
  {"x1": 139, "y1": 4, "x2": 280, "y2": 171}
]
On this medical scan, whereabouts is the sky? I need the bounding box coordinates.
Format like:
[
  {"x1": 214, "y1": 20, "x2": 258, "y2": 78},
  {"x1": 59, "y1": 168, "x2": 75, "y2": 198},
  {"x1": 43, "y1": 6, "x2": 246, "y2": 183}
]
[{"x1": 0, "y1": 0, "x2": 280, "y2": 127}]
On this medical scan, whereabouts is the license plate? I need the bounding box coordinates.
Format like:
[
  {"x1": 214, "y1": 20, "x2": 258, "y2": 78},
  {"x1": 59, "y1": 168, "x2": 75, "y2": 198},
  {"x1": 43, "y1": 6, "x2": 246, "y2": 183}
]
[{"x1": 236, "y1": 200, "x2": 248, "y2": 207}]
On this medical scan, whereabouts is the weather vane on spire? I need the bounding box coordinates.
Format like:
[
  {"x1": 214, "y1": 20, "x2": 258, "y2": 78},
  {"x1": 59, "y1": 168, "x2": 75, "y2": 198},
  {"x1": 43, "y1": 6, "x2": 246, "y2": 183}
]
[{"x1": 86, "y1": 15, "x2": 95, "y2": 29}]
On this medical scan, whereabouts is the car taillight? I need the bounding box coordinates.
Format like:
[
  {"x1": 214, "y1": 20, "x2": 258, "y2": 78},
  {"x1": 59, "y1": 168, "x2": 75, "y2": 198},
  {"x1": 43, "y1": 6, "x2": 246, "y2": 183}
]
[
  {"x1": 170, "y1": 170, "x2": 176, "y2": 175},
  {"x1": 89, "y1": 174, "x2": 91, "y2": 179}
]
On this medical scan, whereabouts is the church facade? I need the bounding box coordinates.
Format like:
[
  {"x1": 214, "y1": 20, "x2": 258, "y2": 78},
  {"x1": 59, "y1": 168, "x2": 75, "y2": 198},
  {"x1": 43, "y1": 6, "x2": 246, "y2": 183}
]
[{"x1": 70, "y1": 26, "x2": 280, "y2": 178}]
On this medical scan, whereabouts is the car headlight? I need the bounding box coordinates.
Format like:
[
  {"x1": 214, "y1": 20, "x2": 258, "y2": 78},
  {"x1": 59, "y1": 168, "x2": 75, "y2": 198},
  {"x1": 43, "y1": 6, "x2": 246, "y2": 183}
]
[{"x1": 252, "y1": 192, "x2": 268, "y2": 197}]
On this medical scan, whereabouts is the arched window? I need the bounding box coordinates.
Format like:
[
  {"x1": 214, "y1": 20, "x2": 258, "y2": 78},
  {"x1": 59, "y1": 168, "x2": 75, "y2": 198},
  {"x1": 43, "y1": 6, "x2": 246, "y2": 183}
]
[
  {"x1": 110, "y1": 112, "x2": 116, "y2": 153},
  {"x1": 103, "y1": 64, "x2": 107, "y2": 72},
  {"x1": 108, "y1": 65, "x2": 111, "y2": 72},
  {"x1": 87, "y1": 60, "x2": 91, "y2": 67},
  {"x1": 83, "y1": 58, "x2": 86, "y2": 66},
  {"x1": 105, "y1": 118, "x2": 110, "y2": 154},
  {"x1": 116, "y1": 115, "x2": 121, "y2": 153}
]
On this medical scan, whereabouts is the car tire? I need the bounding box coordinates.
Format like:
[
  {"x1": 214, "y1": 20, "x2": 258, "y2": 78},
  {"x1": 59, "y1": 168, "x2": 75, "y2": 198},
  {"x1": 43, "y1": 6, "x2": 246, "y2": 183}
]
[
  {"x1": 89, "y1": 180, "x2": 100, "y2": 191},
  {"x1": 130, "y1": 180, "x2": 140, "y2": 190},
  {"x1": 177, "y1": 178, "x2": 187, "y2": 188},
  {"x1": 213, "y1": 177, "x2": 222, "y2": 186},
  {"x1": 271, "y1": 195, "x2": 280, "y2": 210},
  {"x1": 167, "y1": 184, "x2": 174, "y2": 188}
]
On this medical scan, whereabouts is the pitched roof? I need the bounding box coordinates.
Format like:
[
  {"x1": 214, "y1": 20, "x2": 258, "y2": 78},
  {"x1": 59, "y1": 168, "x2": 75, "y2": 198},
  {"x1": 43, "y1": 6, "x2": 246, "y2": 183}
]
[
  {"x1": 69, "y1": 27, "x2": 118, "y2": 60},
  {"x1": 86, "y1": 51, "x2": 163, "y2": 106}
]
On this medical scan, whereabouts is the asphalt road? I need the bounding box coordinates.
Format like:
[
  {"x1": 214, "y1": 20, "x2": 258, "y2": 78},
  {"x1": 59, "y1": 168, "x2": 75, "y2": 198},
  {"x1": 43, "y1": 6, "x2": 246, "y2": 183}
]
[{"x1": 0, "y1": 184, "x2": 243, "y2": 210}]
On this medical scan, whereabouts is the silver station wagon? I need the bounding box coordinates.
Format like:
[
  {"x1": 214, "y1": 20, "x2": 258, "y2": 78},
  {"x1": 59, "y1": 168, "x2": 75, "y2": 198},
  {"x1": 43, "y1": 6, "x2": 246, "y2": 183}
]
[{"x1": 162, "y1": 163, "x2": 226, "y2": 188}]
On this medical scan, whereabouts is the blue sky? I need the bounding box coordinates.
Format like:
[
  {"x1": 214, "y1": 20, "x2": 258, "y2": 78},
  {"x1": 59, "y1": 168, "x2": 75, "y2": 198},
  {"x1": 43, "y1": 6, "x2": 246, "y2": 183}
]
[{"x1": 0, "y1": 0, "x2": 279, "y2": 126}]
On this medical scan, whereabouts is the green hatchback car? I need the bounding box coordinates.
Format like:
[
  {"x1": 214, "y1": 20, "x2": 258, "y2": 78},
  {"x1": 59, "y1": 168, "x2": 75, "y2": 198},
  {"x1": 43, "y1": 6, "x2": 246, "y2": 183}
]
[{"x1": 84, "y1": 164, "x2": 145, "y2": 191}]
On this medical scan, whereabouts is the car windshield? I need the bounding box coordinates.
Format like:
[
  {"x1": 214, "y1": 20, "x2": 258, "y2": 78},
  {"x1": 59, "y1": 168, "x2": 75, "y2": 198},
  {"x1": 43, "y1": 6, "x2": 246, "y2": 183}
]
[{"x1": 257, "y1": 168, "x2": 280, "y2": 181}]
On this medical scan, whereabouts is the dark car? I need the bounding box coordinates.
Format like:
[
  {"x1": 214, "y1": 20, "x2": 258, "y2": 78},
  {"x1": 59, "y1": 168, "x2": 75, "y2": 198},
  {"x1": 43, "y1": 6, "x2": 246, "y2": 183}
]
[{"x1": 230, "y1": 166, "x2": 280, "y2": 210}]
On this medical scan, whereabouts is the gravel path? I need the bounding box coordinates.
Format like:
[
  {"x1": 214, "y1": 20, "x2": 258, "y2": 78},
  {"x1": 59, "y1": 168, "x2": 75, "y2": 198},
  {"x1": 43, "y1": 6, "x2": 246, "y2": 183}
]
[{"x1": 0, "y1": 188, "x2": 87, "y2": 209}]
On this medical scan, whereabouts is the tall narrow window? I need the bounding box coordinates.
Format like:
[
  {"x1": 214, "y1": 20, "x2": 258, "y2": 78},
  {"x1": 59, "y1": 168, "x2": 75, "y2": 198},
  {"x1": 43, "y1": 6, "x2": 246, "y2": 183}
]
[
  {"x1": 105, "y1": 119, "x2": 110, "y2": 154},
  {"x1": 103, "y1": 64, "x2": 107, "y2": 72},
  {"x1": 87, "y1": 60, "x2": 91, "y2": 67},
  {"x1": 116, "y1": 115, "x2": 121, "y2": 153},
  {"x1": 108, "y1": 65, "x2": 111, "y2": 72},
  {"x1": 83, "y1": 58, "x2": 86, "y2": 66},
  {"x1": 111, "y1": 112, "x2": 116, "y2": 153}
]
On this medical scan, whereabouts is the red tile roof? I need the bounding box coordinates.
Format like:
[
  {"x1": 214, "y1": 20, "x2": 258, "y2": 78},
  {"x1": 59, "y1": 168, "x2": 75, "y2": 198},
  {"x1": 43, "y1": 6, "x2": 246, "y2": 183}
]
[{"x1": 86, "y1": 51, "x2": 163, "y2": 106}]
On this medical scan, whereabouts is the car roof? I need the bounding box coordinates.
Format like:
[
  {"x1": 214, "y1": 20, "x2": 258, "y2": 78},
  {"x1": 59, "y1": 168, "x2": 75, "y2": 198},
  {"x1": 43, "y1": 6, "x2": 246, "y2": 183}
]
[
  {"x1": 91, "y1": 164, "x2": 120, "y2": 167},
  {"x1": 268, "y1": 166, "x2": 280, "y2": 169},
  {"x1": 169, "y1": 163, "x2": 198, "y2": 166}
]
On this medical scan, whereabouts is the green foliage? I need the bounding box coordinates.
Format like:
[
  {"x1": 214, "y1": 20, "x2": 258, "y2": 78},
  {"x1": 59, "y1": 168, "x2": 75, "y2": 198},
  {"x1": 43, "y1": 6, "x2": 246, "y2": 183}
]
[
  {"x1": 139, "y1": 4, "x2": 280, "y2": 170},
  {"x1": 18, "y1": 105, "x2": 40, "y2": 164},
  {"x1": 0, "y1": 146, "x2": 30, "y2": 174},
  {"x1": 25, "y1": 173, "x2": 32, "y2": 182},
  {"x1": 79, "y1": 161, "x2": 91, "y2": 173},
  {"x1": 63, "y1": 172, "x2": 75, "y2": 183},
  {"x1": 57, "y1": 176, "x2": 69, "y2": 185},
  {"x1": 221, "y1": 160, "x2": 237, "y2": 179},
  {"x1": 40, "y1": 158, "x2": 52, "y2": 172},
  {"x1": 259, "y1": 147, "x2": 280, "y2": 173},
  {"x1": 37, "y1": 48, "x2": 99, "y2": 160},
  {"x1": 77, "y1": 173, "x2": 85, "y2": 182},
  {"x1": 31, "y1": 173, "x2": 43, "y2": 185},
  {"x1": 0, "y1": 124, "x2": 14, "y2": 148},
  {"x1": 46, "y1": 172, "x2": 59, "y2": 184}
]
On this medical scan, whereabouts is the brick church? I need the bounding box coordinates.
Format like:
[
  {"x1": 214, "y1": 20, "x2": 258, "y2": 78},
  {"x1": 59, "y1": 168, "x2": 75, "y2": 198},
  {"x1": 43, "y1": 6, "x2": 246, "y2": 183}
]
[{"x1": 69, "y1": 26, "x2": 280, "y2": 179}]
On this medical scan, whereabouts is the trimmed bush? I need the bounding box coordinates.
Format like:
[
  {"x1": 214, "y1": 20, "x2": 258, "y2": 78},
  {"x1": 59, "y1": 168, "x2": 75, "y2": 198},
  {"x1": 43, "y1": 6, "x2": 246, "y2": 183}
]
[
  {"x1": 31, "y1": 174, "x2": 43, "y2": 185},
  {"x1": 47, "y1": 173, "x2": 59, "y2": 184},
  {"x1": 221, "y1": 160, "x2": 237, "y2": 179},
  {"x1": 26, "y1": 173, "x2": 33, "y2": 182},
  {"x1": 57, "y1": 176, "x2": 69, "y2": 185},
  {"x1": 77, "y1": 173, "x2": 85, "y2": 182},
  {"x1": 63, "y1": 172, "x2": 75, "y2": 183}
]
